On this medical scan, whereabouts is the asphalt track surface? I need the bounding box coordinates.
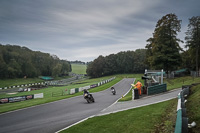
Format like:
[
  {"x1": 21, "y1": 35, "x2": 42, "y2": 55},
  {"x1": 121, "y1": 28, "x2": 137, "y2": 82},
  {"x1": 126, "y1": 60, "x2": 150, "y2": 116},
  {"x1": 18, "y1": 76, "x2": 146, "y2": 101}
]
[
  {"x1": 0, "y1": 78, "x2": 134, "y2": 133},
  {"x1": 97, "y1": 88, "x2": 182, "y2": 116}
]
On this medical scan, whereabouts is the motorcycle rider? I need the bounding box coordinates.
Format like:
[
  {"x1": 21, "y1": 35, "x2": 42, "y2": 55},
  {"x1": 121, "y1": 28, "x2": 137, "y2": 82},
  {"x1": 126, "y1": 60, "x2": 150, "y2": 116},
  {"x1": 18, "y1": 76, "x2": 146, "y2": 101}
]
[
  {"x1": 83, "y1": 89, "x2": 95, "y2": 103},
  {"x1": 83, "y1": 89, "x2": 89, "y2": 95},
  {"x1": 111, "y1": 86, "x2": 115, "y2": 91},
  {"x1": 111, "y1": 86, "x2": 116, "y2": 94}
]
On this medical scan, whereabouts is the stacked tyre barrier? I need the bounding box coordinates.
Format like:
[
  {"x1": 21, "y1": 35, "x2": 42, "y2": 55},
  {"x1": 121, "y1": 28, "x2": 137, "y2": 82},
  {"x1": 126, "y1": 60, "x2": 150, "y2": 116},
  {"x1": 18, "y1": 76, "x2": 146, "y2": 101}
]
[
  {"x1": 175, "y1": 85, "x2": 191, "y2": 133},
  {"x1": 0, "y1": 82, "x2": 46, "y2": 90},
  {"x1": 0, "y1": 76, "x2": 81, "y2": 90}
]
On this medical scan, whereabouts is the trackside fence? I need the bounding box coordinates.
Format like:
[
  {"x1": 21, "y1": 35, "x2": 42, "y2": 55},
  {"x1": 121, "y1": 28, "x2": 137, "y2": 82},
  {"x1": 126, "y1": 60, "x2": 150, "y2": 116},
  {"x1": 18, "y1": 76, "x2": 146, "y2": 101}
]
[
  {"x1": 174, "y1": 83, "x2": 199, "y2": 133},
  {"x1": 147, "y1": 83, "x2": 167, "y2": 95},
  {"x1": 0, "y1": 93, "x2": 43, "y2": 104},
  {"x1": 67, "y1": 77, "x2": 116, "y2": 95}
]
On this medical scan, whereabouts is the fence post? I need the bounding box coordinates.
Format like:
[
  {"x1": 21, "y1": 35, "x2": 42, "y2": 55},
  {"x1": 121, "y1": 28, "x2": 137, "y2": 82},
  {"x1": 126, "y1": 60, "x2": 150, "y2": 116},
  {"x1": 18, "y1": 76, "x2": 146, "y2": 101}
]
[
  {"x1": 132, "y1": 88, "x2": 134, "y2": 100},
  {"x1": 161, "y1": 69, "x2": 163, "y2": 84}
]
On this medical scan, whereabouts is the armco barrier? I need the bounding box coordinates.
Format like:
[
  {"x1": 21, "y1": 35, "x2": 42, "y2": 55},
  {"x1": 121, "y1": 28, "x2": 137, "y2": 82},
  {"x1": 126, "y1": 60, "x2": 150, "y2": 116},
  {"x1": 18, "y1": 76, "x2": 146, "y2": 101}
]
[
  {"x1": 175, "y1": 86, "x2": 191, "y2": 133},
  {"x1": 175, "y1": 109, "x2": 182, "y2": 133},
  {"x1": 147, "y1": 83, "x2": 167, "y2": 95}
]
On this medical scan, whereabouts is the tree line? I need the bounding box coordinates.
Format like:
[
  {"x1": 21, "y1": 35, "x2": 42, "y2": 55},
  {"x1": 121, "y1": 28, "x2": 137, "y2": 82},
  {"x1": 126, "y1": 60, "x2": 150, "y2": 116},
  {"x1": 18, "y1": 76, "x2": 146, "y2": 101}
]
[
  {"x1": 70, "y1": 60, "x2": 86, "y2": 65},
  {"x1": 1, "y1": 14, "x2": 199, "y2": 79},
  {"x1": 87, "y1": 14, "x2": 200, "y2": 77},
  {"x1": 0, "y1": 44, "x2": 71, "y2": 79},
  {"x1": 86, "y1": 49, "x2": 147, "y2": 78}
]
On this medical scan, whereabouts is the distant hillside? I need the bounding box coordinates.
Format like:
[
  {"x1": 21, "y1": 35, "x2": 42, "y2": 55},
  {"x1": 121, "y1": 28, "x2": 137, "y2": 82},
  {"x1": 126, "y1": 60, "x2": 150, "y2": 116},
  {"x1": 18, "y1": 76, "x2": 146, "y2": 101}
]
[
  {"x1": 71, "y1": 64, "x2": 87, "y2": 74},
  {"x1": 0, "y1": 44, "x2": 71, "y2": 79}
]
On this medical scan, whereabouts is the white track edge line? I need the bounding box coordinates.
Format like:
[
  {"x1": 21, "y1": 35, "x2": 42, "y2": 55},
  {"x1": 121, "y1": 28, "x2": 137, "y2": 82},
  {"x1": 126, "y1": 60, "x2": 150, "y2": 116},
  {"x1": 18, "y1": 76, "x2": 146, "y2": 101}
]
[
  {"x1": 55, "y1": 78, "x2": 135, "y2": 133},
  {"x1": 56, "y1": 96, "x2": 176, "y2": 133},
  {"x1": 100, "y1": 78, "x2": 135, "y2": 112},
  {"x1": 0, "y1": 78, "x2": 126, "y2": 116},
  {"x1": 97, "y1": 97, "x2": 176, "y2": 116},
  {"x1": 55, "y1": 115, "x2": 96, "y2": 133}
]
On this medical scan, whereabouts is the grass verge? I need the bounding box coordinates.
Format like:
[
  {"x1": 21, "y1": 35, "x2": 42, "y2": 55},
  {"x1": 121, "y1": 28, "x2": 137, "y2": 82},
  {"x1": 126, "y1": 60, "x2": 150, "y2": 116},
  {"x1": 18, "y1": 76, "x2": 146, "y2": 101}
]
[
  {"x1": 186, "y1": 84, "x2": 200, "y2": 132},
  {"x1": 61, "y1": 99, "x2": 177, "y2": 133},
  {"x1": 118, "y1": 75, "x2": 143, "y2": 102},
  {"x1": 71, "y1": 64, "x2": 87, "y2": 74},
  {"x1": 0, "y1": 76, "x2": 71, "y2": 88},
  {"x1": 119, "y1": 76, "x2": 200, "y2": 102},
  {"x1": 0, "y1": 75, "x2": 123, "y2": 114},
  {"x1": 0, "y1": 78, "x2": 44, "y2": 88},
  {"x1": 164, "y1": 76, "x2": 200, "y2": 90}
]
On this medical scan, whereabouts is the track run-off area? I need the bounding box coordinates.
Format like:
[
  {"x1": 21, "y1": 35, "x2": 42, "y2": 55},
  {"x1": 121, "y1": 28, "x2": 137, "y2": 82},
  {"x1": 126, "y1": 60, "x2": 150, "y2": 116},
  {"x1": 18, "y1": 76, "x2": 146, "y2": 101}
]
[{"x1": 0, "y1": 78, "x2": 134, "y2": 133}]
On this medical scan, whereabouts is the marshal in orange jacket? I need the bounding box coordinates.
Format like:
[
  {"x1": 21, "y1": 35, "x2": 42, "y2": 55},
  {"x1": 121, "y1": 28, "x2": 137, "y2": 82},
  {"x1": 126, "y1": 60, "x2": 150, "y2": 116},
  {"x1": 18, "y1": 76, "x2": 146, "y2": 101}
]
[{"x1": 134, "y1": 81, "x2": 142, "y2": 95}]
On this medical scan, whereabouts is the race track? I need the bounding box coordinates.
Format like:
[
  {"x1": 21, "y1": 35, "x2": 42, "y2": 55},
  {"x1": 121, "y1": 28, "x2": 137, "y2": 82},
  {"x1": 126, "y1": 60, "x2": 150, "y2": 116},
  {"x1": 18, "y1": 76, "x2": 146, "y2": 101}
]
[{"x1": 0, "y1": 78, "x2": 134, "y2": 133}]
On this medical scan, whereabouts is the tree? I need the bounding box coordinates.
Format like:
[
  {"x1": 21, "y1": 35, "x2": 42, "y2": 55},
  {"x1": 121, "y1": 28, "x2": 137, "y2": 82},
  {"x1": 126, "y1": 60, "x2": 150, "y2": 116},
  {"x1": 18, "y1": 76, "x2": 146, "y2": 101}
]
[
  {"x1": 0, "y1": 44, "x2": 71, "y2": 79},
  {"x1": 60, "y1": 60, "x2": 71, "y2": 76},
  {"x1": 185, "y1": 16, "x2": 200, "y2": 76},
  {"x1": 103, "y1": 54, "x2": 118, "y2": 75},
  {"x1": 91, "y1": 56, "x2": 105, "y2": 78},
  {"x1": 146, "y1": 13, "x2": 183, "y2": 73},
  {"x1": 86, "y1": 49, "x2": 147, "y2": 78},
  {"x1": 52, "y1": 63, "x2": 62, "y2": 77}
]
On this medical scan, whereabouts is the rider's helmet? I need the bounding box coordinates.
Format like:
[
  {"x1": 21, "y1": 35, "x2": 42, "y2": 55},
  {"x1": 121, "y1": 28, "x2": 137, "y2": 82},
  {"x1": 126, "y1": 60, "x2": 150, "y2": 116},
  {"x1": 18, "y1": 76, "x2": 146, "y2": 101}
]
[{"x1": 83, "y1": 89, "x2": 87, "y2": 93}]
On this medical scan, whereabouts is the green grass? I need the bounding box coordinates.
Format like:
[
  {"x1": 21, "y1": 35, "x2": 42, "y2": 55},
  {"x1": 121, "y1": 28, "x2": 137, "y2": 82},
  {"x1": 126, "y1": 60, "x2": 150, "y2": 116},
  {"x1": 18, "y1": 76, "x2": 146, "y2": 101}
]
[
  {"x1": 2, "y1": 74, "x2": 199, "y2": 132},
  {"x1": 0, "y1": 78, "x2": 44, "y2": 88},
  {"x1": 186, "y1": 84, "x2": 200, "y2": 132},
  {"x1": 118, "y1": 74, "x2": 143, "y2": 102},
  {"x1": 0, "y1": 75, "x2": 123, "y2": 114},
  {"x1": 60, "y1": 76, "x2": 200, "y2": 133},
  {"x1": 119, "y1": 76, "x2": 200, "y2": 102},
  {"x1": 71, "y1": 64, "x2": 87, "y2": 74},
  {"x1": 0, "y1": 76, "x2": 71, "y2": 88},
  {"x1": 119, "y1": 89, "x2": 132, "y2": 101},
  {"x1": 2, "y1": 74, "x2": 198, "y2": 115},
  {"x1": 61, "y1": 99, "x2": 177, "y2": 133},
  {"x1": 164, "y1": 76, "x2": 200, "y2": 90}
]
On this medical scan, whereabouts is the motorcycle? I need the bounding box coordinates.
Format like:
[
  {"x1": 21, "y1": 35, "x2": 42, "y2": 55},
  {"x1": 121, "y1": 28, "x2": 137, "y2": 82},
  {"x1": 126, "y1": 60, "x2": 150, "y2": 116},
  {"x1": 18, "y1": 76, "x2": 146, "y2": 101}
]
[
  {"x1": 84, "y1": 93, "x2": 95, "y2": 103},
  {"x1": 111, "y1": 87, "x2": 116, "y2": 95}
]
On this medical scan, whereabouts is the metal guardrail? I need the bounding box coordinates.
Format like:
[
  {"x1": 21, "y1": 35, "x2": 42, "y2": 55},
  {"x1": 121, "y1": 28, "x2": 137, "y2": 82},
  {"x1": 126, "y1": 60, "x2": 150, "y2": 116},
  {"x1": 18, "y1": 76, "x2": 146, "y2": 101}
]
[{"x1": 175, "y1": 85, "x2": 191, "y2": 133}]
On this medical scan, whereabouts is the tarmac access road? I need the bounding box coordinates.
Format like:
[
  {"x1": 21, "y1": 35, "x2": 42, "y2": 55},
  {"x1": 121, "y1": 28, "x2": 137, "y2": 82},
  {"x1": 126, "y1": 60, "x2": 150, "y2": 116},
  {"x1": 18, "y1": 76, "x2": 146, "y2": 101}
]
[
  {"x1": 97, "y1": 88, "x2": 182, "y2": 116},
  {"x1": 0, "y1": 78, "x2": 134, "y2": 133}
]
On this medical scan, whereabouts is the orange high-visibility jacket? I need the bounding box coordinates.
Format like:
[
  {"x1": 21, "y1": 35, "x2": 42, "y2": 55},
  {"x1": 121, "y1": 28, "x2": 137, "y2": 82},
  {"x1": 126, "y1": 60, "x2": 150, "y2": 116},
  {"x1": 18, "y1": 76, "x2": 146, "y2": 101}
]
[{"x1": 135, "y1": 81, "x2": 142, "y2": 90}]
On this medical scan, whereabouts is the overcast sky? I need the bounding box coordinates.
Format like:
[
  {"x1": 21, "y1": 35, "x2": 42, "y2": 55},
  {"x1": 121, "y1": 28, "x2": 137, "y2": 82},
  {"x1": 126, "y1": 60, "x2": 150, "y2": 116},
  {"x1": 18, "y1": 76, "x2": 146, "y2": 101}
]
[{"x1": 0, "y1": 0, "x2": 199, "y2": 62}]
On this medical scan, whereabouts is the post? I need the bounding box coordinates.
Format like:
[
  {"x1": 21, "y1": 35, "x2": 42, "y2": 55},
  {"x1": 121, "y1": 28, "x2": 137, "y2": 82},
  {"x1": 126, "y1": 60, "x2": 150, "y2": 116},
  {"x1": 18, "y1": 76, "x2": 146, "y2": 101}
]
[
  {"x1": 145, "y1": 69, "x2": 147, "y2": 75},
  {"x1": 161, "y1": 69, "x2": 163, "y2": 84},
  {"x1": 132, "y1": 88, "x2": 135, "y2": 100}
]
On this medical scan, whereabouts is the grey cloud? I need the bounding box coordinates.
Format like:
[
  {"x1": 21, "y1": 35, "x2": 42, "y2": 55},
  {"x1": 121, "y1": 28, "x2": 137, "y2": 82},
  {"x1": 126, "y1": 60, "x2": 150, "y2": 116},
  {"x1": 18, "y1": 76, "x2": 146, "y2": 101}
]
[{"x1": 0, "y1": 0, "x2": 199, "y2": 62}]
